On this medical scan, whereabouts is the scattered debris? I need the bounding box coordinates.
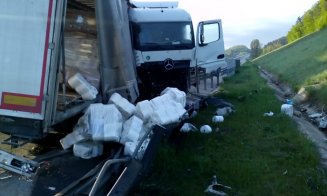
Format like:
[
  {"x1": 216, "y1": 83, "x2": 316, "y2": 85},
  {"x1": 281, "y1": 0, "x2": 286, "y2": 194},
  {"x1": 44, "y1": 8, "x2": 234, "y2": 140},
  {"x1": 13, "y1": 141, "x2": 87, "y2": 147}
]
[
  {"x1": 200, "y1": 125, "x2": 212, "y2": 134},
  {"x1": 212, "y1": 116, "x2": 224, "y2": 123},
  {"x1": 307, "y1": 106, "x2": 327, "y2": 129},
  {"x1": 309, "y1": 113, "x2": 323, "y2": 119},
  {"x1": 0, "y1": 174, "x2": 12, "y2": 180},
  {"x1": 205, "y1": 98, "x2": 234, "y2": 108},
  {"x1": 180, "y1": 123, "x2": 198, "y2": 133},
  {"x1": 263, "y1": 111, "x2": 274, "y2": 117},
  {"x1": 205, "y1": 175, "x2": 232, "y2": 196},
  {"x1": 319, "y1": 117, "x2": 327, "y2": 129},
  {"x1": 48, "y1": 186, "x2": 56, "y2": 191},
  {"x1": 0, "y1": 150, "x2": 39, "y2": 178},
  {"x1": 293, "y1": 110, "x2": 302, "y2": 117}
]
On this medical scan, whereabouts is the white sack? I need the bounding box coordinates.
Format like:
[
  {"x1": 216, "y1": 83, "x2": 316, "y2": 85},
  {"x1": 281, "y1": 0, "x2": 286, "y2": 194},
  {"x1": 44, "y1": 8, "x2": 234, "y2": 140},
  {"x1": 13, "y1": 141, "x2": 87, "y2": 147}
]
[
  {"x1": 120, "y1": 116, "x2": 144, "y2": 144},
  {"x1": 109, "y1": 93, "x2": 136, "y2": 119}
]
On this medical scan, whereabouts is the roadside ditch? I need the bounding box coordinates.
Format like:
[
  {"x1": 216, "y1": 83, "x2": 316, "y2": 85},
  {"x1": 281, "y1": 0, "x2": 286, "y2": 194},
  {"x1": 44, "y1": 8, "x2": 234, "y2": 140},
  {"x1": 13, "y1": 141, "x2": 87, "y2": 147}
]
[{"x1": 259, "y1": 66, "x2": 327, "y2": 169}]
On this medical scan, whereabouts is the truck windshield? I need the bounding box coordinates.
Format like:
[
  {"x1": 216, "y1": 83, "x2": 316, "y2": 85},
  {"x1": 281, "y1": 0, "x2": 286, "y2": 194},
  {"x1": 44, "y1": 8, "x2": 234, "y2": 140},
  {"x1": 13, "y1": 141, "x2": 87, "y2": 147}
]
[{"x1": 132, "y1": 22, "x2": 195, "y2": 51}]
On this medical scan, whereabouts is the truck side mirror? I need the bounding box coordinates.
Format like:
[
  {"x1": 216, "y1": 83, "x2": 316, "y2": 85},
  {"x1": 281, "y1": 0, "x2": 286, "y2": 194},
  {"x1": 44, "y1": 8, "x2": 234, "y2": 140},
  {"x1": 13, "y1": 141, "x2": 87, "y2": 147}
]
[
  {"x1": 200, "y1": 34, "x2": 205, "y2": 44},
  {"x1": 198, "y1": 22, "x2": 206, "y2": 46}
]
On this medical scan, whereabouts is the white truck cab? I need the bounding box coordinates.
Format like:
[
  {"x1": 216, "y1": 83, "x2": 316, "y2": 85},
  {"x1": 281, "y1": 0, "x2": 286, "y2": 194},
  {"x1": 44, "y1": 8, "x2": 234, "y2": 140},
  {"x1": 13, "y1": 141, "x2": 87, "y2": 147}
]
[{"x1": 129, "y1": 1, "x2": 227, "y2": 98}]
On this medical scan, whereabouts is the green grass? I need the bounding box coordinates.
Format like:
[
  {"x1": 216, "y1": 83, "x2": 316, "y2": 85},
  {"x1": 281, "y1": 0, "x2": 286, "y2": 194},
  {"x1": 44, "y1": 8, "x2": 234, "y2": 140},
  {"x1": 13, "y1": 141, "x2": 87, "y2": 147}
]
[
  {"x1": 134, "y1": 63, "x2": 327, "y2": 196},
  {"x1": 253, "y1": 27, "x2": 327, "y2": 105}
]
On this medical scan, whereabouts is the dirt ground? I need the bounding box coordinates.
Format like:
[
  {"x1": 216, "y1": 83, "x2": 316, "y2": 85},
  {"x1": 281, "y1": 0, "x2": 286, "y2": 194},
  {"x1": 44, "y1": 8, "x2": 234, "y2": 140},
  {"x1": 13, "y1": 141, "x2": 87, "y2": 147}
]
[{"x1": 259, "y1": 67, "x2": 327, "y2": 168}]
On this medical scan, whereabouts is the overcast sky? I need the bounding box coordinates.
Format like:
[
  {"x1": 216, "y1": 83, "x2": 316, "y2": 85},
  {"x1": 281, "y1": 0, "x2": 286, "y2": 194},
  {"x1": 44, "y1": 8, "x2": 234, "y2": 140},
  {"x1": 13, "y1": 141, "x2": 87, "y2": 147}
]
[
  {"x1": 179, "y1": 0, "x2": 318, "y2": 49},
  {"x1": 133, "y1": 0, "x2": 318, "y2": 49}
]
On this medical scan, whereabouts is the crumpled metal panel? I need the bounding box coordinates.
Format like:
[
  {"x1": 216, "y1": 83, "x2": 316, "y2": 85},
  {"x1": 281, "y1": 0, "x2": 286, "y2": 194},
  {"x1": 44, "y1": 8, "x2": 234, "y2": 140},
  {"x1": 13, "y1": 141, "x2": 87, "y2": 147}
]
[{"x1": 95, "y1": 0, "x2": 139, "y2": 103}]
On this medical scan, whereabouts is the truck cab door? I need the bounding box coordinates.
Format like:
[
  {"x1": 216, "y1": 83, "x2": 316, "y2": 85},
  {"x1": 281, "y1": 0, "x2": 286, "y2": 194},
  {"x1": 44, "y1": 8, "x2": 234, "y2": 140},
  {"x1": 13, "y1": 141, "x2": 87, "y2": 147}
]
[{"x1": 195, "y1": 20, "x2": 226, "y2": 73}]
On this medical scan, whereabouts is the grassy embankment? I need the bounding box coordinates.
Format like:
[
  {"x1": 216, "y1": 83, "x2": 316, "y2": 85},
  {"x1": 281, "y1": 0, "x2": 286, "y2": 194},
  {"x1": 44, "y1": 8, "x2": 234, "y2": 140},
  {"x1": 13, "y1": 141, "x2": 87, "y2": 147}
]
[
  {"x1": 134, "y1": 64, "x2": 327, "y2": 196},
  {"x1": 253, "y1": 27, "x2": 327, "y2": 105}
]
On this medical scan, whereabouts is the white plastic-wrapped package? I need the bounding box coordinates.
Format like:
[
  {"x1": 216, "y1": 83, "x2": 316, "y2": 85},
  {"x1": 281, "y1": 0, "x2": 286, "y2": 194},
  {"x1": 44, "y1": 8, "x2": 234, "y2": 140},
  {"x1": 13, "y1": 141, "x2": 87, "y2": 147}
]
[
  {"x1": 281, "y1": 104, "x2": 293, "y2": 117},
  {"x1": 120, "y1": 116, "x2": 144, "y2": 144},
  {"x1": 150, "y1": 94, "x2": 172, "y2": 125},
  {"x1": 68, "y1": 73, "x2": 98, "y2": 100},
  {"x1": 149, "y1": 93, "x2": 187, "y2": 125},
  {"x1": 73, "y1": 141, "x2": 103, "y2": 159},
  {"x1": 135, "y1": 100, "x2": 153, "y2": 122},
  {"x1": 90, "y1": 118, "x2": 104, "y2": 140},
  {"x1": 109, "y1": 93, "x2": 136, "y2": 119},
  {"x1": 170, "y1": 100, "x2": 187, "y2": 118},
  {"x1": 60, "y1": 131, "x2": 89, "y2": 150},
  {"x1": 212, "y1": 116, "x2": 224, "y2": 123},
  {"x1": 161, "y1": 87, "x2": 186, "y2": 107},
  {"x1": 200, "y1": 125, "x2": 212, "y2": 134},
  {"x1": 103, "y1": 123, "x2": 121, "y2": 142},
  {"x1": 124, "y1": 142, "x2": 137, "y2": 157},
  {"x1": 88, "y1": 104, "x2": 123, "y2": 142}
]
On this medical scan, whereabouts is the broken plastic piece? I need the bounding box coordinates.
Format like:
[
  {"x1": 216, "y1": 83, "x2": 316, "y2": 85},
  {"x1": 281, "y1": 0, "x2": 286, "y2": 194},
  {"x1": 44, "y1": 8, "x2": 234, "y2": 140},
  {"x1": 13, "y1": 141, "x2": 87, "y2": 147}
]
[
  {"x1": 180, "y1": 123, "x2": 198, "y2": 133},
  {"x1": 309, "y1": 113, "x2": 323, "y2": 118},
  {"x1": 263, "y1": 111, "x2": 274, "y2": 117},
  {"x1": 48, "y1": 187, "x2": 56, "y2": 191},
  {"x1": 205, "y1": 175, "x2": 232, "y2": 196}
]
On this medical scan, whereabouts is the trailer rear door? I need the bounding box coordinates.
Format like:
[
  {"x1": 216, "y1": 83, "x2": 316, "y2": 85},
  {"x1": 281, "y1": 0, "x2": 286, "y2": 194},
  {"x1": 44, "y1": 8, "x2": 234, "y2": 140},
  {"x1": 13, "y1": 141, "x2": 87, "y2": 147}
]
[{"x1": 0, "y1": 0, "x2": 57, "y2": 120}]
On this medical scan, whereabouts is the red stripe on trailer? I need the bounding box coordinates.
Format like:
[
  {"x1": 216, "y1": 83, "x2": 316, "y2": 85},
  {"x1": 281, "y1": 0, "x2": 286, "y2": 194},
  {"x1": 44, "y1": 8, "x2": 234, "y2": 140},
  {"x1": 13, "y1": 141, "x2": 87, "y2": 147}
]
[
  {"x1": 0, "y1": 0, "x2": 54, "y2": 114},
  {"x1": 0, "y1": 92, "x2": 42, "y2": 113},
  {"x1": 40, "y1": 0, "x2": 53, "y2": 97}
]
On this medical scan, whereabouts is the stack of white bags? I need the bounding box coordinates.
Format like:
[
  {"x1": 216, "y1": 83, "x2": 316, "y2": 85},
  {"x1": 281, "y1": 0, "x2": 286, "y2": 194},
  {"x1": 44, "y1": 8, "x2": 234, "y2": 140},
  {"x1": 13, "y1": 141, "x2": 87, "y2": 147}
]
[{"x1": 60, "y1": 87, "x2": 187, "y2": 159}]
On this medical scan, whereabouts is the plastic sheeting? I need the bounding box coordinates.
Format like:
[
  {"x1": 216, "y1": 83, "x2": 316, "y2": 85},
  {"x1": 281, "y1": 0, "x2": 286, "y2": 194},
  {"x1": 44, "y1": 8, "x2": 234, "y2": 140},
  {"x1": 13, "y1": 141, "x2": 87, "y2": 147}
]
[
  {"x1": 73, "y1": 141, "x2": 103, "y2": 159},
  {"x1": 64, "y1": 32, "x2": 100, "y2": 90}
]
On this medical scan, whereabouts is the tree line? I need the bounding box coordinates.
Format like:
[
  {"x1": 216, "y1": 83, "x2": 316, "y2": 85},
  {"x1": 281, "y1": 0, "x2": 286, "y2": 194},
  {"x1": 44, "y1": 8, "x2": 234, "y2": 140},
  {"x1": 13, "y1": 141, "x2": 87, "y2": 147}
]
[
  {"x1": 229, "y1": 1, "x2": 327, "y2": 60},
  {"x1": 287, "y1": 0, "x2": 327, "y2": 42}
]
